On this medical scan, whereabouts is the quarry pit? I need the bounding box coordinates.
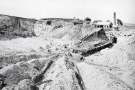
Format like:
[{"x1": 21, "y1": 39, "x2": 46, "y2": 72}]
[{"x1": 0, "y1": 14, "x2": 135, "y2": 90}]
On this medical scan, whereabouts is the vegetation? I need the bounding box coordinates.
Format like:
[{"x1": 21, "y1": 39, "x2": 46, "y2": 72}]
[{"x1": 117, "y1": 19, "x2": 123, "y2": 26}]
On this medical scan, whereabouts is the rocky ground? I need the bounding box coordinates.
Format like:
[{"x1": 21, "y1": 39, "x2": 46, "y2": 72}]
[{"x1": 0, "y1": 15, "x2": 135, "y2": 90}]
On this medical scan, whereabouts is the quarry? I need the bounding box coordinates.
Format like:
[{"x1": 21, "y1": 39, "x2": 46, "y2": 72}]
[{"x1": 0, "y1": 13, "x2": 135, "y2": 90}]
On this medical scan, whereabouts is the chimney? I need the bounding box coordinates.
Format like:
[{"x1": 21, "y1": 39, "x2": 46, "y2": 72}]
[{"x1": 113, "y1": 12, "x2": 116, "y2": 25}]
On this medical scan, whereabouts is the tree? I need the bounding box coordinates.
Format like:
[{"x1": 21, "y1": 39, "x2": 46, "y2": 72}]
[
  {"x1": 85, "y1": 17, "x2": 91, "y2": 22},
  {"x1": 117, "y1": 19, "x2": 123, "y2": 26},
  {"x1": 84, "y1": 17, "x2": 91, "y2": 24}
]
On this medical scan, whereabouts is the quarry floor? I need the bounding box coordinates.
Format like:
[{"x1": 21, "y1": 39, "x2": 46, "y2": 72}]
[{"x1": 0, "y1": 28, "x2": 135, "y2": 90}]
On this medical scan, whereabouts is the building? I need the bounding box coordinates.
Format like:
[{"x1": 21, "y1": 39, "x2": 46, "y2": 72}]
[{"x1": 92, "y1": 21, "x2": 113, "y2": 29}]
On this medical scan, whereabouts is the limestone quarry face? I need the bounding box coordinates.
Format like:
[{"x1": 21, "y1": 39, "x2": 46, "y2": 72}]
[
  {"x1": 0, "y1": 14, "x2": 36, "y2": 40},
  {"x1": 0, "y1": 14, "x2": 135, "y2": 90}
]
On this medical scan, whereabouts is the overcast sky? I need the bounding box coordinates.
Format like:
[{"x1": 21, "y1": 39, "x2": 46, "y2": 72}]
[{"x1": 0, "y1": 0, "x2": 135, "y2": 23}]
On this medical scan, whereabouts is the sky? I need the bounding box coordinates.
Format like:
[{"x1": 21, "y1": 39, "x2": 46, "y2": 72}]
[{"x1": 0, "y1": 0, "x2": 135, "y2": 23}]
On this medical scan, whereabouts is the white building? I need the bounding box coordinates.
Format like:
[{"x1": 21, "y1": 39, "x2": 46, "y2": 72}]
[{"x1": 93, "y1": 21, "x2": 113, "y2": 29}]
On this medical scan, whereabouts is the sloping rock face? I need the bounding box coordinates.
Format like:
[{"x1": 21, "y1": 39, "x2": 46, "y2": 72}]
[
  {"x1": 37, "y1": 56, "x2": 85, "y2": 90},
  {"x1": 34, "y1": 19, "x2": 84, "y2": 40},
  {"x1": 72, "y1": 28, "x2": 116, "y2": 57},
  {"x1": 34, "y1": 19, "x2": 111, "y2": 46},
  {"x1": 75, "y1": 28, "x2": 109, "y2": 49},
  {"x1": 0, "y1": 14, "x2": 36, "y2": 40},
  {"x1": 0, "y1": 53, "x2": 86, "y2": 90}
]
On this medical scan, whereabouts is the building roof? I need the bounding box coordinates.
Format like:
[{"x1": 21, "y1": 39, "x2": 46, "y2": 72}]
[{"x1": 93, "y1": 21, "x2": 112, "y2": 25}]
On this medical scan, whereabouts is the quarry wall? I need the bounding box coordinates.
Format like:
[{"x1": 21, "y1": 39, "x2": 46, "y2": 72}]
[{"x1": 0, "y1": 14, "x2": 37, "y2": 40}]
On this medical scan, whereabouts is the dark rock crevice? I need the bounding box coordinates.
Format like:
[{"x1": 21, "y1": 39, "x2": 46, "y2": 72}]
[
  {"x1": 0, "y1": 74, "x2": 7, "y2": 90},
  {"x1": 74, "y1": 71, "x2": 86, "y2": 90},
  {"x1": 65, "y1": 60, "x2": 86, "y2": 90},
  {"x1": 32, "y1": 60, "x2": 54, "y2": 84},
  {"x1": 81, "y1": 42, "x2": 114, "y2": 56}
]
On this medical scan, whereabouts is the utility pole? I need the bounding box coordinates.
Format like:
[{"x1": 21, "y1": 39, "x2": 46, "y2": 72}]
[{"x1": 113, "y1": 12, "x2": 117, "y2": 26}]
